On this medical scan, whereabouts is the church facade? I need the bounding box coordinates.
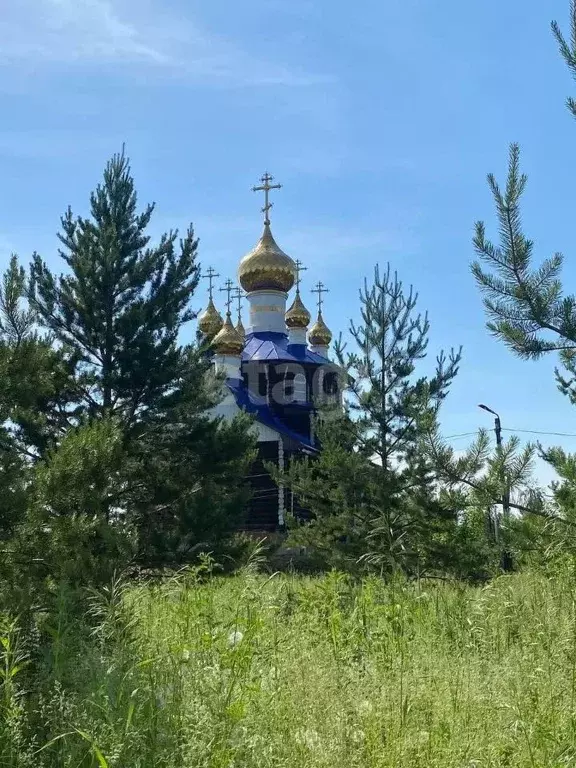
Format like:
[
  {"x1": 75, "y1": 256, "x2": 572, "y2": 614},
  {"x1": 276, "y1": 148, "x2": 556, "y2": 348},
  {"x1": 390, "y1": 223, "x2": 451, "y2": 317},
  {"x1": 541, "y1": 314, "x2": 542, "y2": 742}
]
[{"x1": 197, "y1": 174, "x2": 342, "y2": 531}]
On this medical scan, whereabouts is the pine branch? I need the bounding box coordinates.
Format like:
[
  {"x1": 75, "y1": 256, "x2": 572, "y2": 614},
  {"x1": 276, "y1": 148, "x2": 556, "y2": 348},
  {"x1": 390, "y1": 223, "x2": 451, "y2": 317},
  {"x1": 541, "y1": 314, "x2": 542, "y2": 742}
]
[{"x1": 473, "y1": 144, "x2": 576, "y2": 360}]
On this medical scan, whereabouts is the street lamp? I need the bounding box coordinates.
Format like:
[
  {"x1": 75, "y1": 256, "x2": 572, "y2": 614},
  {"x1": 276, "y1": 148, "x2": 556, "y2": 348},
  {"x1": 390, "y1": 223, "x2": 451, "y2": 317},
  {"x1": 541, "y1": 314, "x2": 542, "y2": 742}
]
[
  {"x1": 478, "y1": 403, "x2": 503, "y2": 449},
  {"x1": 478, "y1": 403, "x2": 512, "y2": 570}
]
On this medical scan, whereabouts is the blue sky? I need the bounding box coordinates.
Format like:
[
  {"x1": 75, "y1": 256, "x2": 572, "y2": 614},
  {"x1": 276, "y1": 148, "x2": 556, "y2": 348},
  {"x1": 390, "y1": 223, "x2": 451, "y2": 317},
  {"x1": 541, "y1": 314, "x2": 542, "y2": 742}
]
[{"x1": 1, "y1": 0, "x2": 575, "y2": 483}]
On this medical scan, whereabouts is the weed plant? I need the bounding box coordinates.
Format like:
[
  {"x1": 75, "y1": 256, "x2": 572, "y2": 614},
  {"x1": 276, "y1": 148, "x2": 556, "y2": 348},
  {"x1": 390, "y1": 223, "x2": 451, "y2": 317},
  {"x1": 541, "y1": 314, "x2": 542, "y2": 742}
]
[{"x1": 2, "y1": 561, "x2": 576, "y2": 766}]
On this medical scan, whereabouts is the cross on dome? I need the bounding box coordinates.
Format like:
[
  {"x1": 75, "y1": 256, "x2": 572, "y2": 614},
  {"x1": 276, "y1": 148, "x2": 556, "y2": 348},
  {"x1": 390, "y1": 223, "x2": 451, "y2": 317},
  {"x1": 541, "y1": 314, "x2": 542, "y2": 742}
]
[
  {"x1": 252, "y1": 172, "x2": 282, "y2": 225},
  {"x1": 232, "y1": 285, "x2": 245, "y2": 322},
  {"x1": 311, "y1": 281, "x2": 329, "y2": 313},
  {"x1": 295, "y1": 259, "x2": 307, "y2": 292},
  {"x1": 201, "y1": 267, "x2": 220, "y2": 300},
  {"x1": 219, "y1": 279, "x2": 235, "y2": 315}
]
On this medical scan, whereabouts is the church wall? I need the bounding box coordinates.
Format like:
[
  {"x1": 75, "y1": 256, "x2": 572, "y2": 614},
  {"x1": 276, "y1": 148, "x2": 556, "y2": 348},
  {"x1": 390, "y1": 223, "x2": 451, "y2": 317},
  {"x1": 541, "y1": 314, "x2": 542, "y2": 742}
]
[{"x1": 246, "y1": 290, "x2": 288, "y2": 335}]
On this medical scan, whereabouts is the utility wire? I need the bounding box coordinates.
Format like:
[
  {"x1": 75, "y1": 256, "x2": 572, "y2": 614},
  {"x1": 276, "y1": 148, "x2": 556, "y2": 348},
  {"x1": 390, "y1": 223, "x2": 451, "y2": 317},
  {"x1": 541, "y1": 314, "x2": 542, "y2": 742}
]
[
  {"x1": 444, "y1": 428, "x2": 576, "y2": 440},
  {"x1": 502, "y1": 428, "x2": 576, "y2": 438}
]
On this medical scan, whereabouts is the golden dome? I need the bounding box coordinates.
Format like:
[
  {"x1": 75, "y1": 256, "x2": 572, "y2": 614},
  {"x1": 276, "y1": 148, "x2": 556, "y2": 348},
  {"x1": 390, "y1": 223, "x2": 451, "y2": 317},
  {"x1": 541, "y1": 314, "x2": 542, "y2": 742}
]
[
  {"x1": 212, "y1": 313, "x2": 244, "y2": 356},
  {"x1": 236, "y1": 317, "x2": 246, "y2": 341},
  {"x1": 198, "y1": 297, "x2": 223, "y2": 339},
  {"x1": 285, "y1": 290, "x2": 311, "y2": 329},
  {"x1": 238, "y1": 223, "x2": 296, "y2": 293},
  {"x1": 308, "y1": 311, "x2": 332, "y2": 347}
]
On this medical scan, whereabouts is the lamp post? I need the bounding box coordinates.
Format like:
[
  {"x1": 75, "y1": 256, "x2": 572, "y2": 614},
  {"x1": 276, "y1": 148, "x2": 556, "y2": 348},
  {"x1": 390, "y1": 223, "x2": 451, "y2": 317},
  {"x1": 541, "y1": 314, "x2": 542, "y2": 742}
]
[{"x1": 478, "y1": 404, "x2": 512, "y2": 571}]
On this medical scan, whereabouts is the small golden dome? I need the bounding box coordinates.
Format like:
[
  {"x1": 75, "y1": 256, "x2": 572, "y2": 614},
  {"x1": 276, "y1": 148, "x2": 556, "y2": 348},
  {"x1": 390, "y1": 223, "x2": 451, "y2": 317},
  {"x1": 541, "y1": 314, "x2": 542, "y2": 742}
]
[
  {"x1": 285, "y1": 290, "x2": 311, "y2": 329},
  {"x1": 236, "y1": 317, "x2": 245, "y2": 341},
  {"x1": 238, "y1": 224, "x2": 296, "y2": 293},
  {"x1": 212, "y1": 313, "x2": 244, "y2": 356},
  {"x1": 308, "y1": 311, "x2": 332, "y2": 347},
  {"x1": 198, "y1": 297, "x2": 223, "y2": 339}
]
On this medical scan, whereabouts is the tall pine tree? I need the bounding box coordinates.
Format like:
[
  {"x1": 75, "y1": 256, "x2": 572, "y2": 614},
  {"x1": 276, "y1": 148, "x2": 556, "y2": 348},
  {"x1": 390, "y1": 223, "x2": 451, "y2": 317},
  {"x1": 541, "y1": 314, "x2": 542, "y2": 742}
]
[
  {"x1": 470, "y1": 3, "x2": 576, "y2": 533},
  {"x1": 472, "y1": 4, "x2": 576, "y2": 391},
  {"x1": 29, "y1": 150, "x2": 200, "y2": 430},
  {"x1": 282, "y1": 265, "x2": 462, "y2": 575},
  {"x1": 27, "y1": 151, "x2": 254, "y2": 563}
]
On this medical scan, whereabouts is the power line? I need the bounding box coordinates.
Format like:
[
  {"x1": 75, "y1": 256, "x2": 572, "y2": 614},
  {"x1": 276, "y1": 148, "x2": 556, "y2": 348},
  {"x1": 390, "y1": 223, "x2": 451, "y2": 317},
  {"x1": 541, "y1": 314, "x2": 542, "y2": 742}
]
[
  {"x1": 444, "y1": 427, "x2": 576, "y2": 440},
  {"x1": 502, "y1": 427, "x2": 576, "y2": 438}
]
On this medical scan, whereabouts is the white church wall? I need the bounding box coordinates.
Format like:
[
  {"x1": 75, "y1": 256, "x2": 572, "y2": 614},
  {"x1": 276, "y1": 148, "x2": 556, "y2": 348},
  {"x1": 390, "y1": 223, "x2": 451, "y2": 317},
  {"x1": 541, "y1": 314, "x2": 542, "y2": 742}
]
[
  {"x1": 213, "y1": 354, "x2": 242, "y2": 379},
  {"x1": 247, "y1": 290, "x2": 288, "y2": 335}
]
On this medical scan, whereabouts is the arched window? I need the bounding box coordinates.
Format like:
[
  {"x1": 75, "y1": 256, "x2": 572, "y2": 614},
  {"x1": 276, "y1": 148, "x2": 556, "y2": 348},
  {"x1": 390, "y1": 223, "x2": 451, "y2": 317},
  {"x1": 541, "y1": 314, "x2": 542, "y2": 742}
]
[
  {"x1": 282, "y1": 369, "x2": 307, "y2": 403},
  {"x1": 293, "y1": 372, "x2": 307, "y2": 402},
  {"x1": 323, "y1": 372, "x2": 338, "y2": 396}
]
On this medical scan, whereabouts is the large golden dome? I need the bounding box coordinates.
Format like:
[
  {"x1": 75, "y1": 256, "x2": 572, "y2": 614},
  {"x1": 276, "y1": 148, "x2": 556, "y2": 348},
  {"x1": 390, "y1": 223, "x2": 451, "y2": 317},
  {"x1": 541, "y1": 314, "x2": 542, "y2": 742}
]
[
  {"x1": 238, "y1": 224, "x2": 296, "y2": 293},
  {"x1": 198, "y1": 297, "x2": 223, "y2": 339},
  {"x1": 285, "y1": 290, "x2": 311, "y2": 329},
  {"x1": 212, "y1": 313, "x2": 244, "y2": 356},
  {"x1": 308, "y1": 311, "x2": 332, "y2": 347}
]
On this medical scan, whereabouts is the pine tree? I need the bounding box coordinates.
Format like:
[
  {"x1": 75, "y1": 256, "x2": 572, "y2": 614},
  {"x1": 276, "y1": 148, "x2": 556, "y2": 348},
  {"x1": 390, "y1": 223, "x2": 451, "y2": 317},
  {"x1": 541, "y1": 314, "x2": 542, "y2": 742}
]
[
  {"x1": 282, "y1": 265, "x2": 462, "y2": 575},
  {"x1": 29, "y1": 150, "x2": 200, "y2": 431},
  {"x1": 472, "y1": 144, "x2": 571, "y2": 364},
  {"x1": 472, "y1": 5, "x2": 576, "y2": 392},
  {"x1": 342, "y1": 265, "x2": 461, "y2": 471},
  {"x1": 23, "y1": 418, "x2": 133, "y2": 586},
  {"x1": 470, "y1": 2, "x2": 576, "y2": 544},
  {"x1": 26, "y1": 150, "x2": 255, "y2": 563},
  {"x1": 425, "y1": 423, "x2": 547, "y2": 577}
]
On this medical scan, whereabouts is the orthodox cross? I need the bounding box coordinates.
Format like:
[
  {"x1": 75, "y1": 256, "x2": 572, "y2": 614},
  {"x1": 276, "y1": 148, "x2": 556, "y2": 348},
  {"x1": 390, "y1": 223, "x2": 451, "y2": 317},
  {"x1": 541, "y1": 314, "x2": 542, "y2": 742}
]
[
  {"x1": 231, "y1": 286, "x2": 245, "y2": 322},
  {"x1": 219, "y1": 279, "x2": 235, "y2": 315},
  {"x1": 201, "y1": 267, "x2": 220, "y2": 300},
  {"x1": 311, "y1": 281, "x2": 329, "y2": 313},
  {"x1": 252, "y1": 172, "x2": 282, "y2": 225},
  {"x1": 295, "y1": 259, "x2": 307, "y2": 292}
]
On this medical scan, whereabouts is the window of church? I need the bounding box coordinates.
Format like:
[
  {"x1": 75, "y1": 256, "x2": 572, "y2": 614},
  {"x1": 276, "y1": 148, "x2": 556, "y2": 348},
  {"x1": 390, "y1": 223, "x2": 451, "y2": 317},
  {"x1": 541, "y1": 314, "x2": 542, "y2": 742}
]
[
  {"x1": 293, "y1": 372, "x2": 307, "y2": 402},
  {"x1": 283, "y1": 371, "x2": 295, "y2": 402},
  {"x1": 323, "y1": 372, "x2": 338, "y2": 397}
]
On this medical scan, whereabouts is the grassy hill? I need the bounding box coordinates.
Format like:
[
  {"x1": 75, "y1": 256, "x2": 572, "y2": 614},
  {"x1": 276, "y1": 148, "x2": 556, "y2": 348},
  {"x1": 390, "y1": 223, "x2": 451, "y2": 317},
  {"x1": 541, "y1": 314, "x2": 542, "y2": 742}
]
[{"x1": 2, "y1": 564, "x2": 576, "y2": 767}]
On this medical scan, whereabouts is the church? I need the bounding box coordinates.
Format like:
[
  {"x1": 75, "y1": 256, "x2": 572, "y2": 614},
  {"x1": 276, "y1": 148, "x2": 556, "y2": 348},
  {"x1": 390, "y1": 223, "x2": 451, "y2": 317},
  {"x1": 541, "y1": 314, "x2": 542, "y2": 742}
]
[{"x1": 197, "y1": 174, "x2": 343, "y2": 532}]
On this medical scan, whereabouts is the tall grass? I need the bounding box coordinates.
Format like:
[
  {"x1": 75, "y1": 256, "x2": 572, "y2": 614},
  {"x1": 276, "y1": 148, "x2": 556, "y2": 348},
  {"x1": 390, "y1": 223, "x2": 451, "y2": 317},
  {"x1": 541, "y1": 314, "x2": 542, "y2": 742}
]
[{"x1": 2, "y1": 563, "x2": 576, "y2": 766}]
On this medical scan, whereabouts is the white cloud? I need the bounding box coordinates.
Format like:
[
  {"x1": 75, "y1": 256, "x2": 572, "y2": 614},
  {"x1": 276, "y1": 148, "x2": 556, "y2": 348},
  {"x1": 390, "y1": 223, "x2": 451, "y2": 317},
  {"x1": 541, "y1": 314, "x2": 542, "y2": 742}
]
[
  {"x1": 0, "y1": 0, "x2": 331, "y2": 87},
  {"x1": 0, "y1": 0, "x2": 165, "y2": 63}
]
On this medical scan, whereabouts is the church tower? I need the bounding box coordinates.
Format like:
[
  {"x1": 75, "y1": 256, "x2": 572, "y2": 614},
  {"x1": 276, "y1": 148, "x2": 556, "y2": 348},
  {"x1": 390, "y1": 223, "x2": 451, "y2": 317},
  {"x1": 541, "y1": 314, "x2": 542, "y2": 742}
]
[
  {"x1": 238, "y1": 173, "x2": 297, "y2": 336},
  {"x1": 205, "y1": 173, "x2": 340, "y2": 531}
]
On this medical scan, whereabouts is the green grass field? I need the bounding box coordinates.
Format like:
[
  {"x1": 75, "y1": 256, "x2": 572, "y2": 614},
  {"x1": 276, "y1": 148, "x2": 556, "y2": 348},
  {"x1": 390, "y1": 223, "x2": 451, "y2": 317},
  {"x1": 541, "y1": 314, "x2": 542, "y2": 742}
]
[{"x1": 3, "y1": 564, "x2": 576, "y2": 767}]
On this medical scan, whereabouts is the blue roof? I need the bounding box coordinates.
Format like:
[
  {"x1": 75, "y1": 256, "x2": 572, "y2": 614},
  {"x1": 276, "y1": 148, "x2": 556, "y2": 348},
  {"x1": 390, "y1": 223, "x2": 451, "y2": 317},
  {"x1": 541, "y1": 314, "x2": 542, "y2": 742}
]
[
  {"x1": 226, "y1": 378, "x2": 318, "y2": 452},
  {"x1": 242, "y1": 331, "x2": 330, "y2": 365}
]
